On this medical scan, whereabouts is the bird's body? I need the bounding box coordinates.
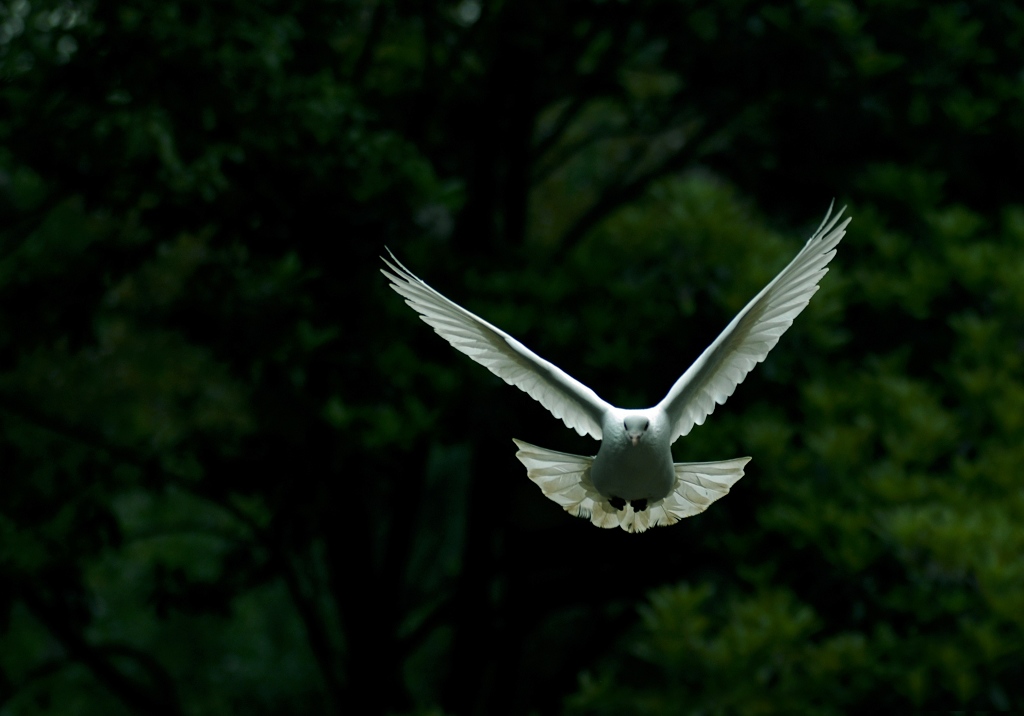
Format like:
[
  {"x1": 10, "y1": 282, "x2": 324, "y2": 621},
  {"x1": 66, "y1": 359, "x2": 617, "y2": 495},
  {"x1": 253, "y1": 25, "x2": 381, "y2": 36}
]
[
  {"x1": 382, "y1": 205, "x2": 850, "y2": 532},
  {"x1": 592, "y1": 408, "x2": 673, "y2": 503}
]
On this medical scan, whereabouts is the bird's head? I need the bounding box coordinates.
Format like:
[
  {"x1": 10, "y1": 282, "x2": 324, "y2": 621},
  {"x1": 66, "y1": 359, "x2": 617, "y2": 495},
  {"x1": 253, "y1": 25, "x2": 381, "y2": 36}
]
[{"x1": 623, "y1": 415, "x2": 650, "y2": 447}]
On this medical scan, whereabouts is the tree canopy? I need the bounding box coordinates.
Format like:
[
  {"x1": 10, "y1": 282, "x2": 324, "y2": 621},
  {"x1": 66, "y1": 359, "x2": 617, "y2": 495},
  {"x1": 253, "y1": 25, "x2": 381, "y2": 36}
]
[{"x1": 2, "y1": 0, "x2": 1024, "y2": 714}]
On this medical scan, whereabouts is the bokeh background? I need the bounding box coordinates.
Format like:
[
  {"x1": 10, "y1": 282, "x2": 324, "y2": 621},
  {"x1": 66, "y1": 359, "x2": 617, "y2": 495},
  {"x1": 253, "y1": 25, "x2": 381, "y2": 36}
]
[{"x1": 3, "y1": 0, "x2": 1024, "y2": 713}]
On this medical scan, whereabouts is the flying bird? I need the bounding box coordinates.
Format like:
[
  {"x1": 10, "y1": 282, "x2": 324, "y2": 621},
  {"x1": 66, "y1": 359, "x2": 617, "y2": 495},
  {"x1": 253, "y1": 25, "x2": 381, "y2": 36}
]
[{"x1": 381, "y1": 205, "x2": 850, "y2": 533}]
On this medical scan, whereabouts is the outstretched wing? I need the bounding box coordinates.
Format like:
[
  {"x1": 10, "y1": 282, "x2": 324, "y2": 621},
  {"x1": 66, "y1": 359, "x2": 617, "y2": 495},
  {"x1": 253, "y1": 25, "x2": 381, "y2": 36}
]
[
  {"x1": 382, "y1": 251, "x2": 608, "y2": 440},
  {"x1": 658, "y1": 204, "x2": 850, "y2": 442}
]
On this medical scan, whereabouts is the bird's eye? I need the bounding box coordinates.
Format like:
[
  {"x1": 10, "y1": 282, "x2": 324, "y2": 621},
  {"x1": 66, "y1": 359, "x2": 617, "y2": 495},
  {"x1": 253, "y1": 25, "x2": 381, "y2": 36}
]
[{"x1": 644, "y1": 420, "x2": 650, "y2": 430}]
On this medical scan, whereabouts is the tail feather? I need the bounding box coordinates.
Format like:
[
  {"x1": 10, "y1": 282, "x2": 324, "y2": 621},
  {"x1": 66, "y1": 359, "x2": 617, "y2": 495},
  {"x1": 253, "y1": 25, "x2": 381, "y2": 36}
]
[
  {"x1": 659, "y1": 457, "x2": 751, "y2": 523},
  {"x1": 513, "y1": 440, "x2": 750, "y2": 533},
  {"x1": 513, "y1": 440, "x2": 599, "y2": 511}
]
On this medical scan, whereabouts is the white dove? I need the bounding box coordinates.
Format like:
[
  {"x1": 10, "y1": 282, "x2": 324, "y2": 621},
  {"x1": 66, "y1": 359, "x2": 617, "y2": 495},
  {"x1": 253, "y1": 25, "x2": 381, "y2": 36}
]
[{"x1": 381, "y1": 205, "x2": 849, "y2": 533}]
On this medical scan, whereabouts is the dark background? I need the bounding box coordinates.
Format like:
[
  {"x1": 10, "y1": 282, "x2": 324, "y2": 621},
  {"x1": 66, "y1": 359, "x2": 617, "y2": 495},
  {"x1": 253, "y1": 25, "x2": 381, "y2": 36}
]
[{"x1": 2, "y1": 1, "x2": 1024, "y2": 713}]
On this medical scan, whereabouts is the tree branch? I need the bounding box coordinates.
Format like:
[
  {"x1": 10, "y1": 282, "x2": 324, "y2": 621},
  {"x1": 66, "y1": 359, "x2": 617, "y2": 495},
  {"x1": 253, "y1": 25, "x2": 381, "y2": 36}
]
[
  {"x1": 275, "y1": 551, "x2": 346, "y2": 714},
  {"x1": 554, "y1": 113, "x2": 731, "y2": 256},
  {"x1": 350, "y1": 0, "x2": 389, "y2": 87},
  {"x1": 532, "y1": 94, "x2": 595, "y2": 161},
  {"x1": 532, "y1": 121, "x2": 643, "y2": 187},
  {"x1": 0, "y1": 392, "x2": 348, "y2": 711},
  {"x1": 20, "y1": 589, "x2": 184, "y2": 716}
]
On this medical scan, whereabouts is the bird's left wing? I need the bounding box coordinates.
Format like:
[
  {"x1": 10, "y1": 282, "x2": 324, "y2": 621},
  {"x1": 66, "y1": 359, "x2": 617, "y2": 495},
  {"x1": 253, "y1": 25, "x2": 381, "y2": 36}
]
[
  {"x1": 381, "y1": 251, "x2": 607, "y2": 440},
  {"x1": 658, "y1": 204, "x2": 850, "y2": 443}
]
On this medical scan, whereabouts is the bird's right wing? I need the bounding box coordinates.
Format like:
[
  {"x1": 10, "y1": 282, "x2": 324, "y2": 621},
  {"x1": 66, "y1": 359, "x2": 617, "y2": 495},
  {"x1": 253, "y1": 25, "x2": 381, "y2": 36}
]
[
  {"x1": 658, "y1": 204, "x2": 850, "y2": 443},
  {"x1": 382, "y1": 251, "x2": 608, "y2": 440}
]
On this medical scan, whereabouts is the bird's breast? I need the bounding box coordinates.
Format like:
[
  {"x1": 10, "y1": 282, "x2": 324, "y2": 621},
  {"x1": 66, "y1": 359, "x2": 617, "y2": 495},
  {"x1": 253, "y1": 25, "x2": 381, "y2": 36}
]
[{"x1": 591, "y1": 440, "x2": 675, "y2": 502}]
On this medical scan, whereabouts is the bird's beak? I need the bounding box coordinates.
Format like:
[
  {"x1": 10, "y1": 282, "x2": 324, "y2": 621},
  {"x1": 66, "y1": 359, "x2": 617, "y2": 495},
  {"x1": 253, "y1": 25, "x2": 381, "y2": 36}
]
[{"x1": 629, "y1": 434, "x2": 640, "y2": 447}]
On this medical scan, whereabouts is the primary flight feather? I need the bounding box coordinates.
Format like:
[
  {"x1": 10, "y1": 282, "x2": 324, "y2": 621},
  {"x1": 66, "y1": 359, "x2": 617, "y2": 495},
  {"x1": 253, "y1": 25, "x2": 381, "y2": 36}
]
[{"x1": 381, "y1": 205, "x2": 850, "y2": 533}]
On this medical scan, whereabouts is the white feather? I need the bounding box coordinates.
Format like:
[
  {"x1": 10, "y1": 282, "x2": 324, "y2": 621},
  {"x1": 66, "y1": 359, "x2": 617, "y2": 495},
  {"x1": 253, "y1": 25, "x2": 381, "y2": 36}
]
[
  {"x1": 658, "y1": 204, "x2": 850, "y2": 442},
  {"x1": 513, "y1": 440, "x2": 749, "y2": 533},
  {"x1": 381, "y1": 251, "x2": 608, "y2": 440}
]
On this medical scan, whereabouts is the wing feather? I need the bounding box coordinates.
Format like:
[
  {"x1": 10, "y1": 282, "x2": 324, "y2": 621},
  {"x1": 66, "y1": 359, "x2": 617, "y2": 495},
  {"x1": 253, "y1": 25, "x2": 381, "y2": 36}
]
[
  {"x1": 658, "y1": 204, "x2": 850, "y2": 442},
  {"x1": 382, "y1": 252, "x2": 607, "y2": 439}
]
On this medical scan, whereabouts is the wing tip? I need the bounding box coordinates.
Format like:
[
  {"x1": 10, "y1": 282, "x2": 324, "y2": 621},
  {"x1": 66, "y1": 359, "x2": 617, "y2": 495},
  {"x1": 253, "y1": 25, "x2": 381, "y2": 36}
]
[
  {"x1": 379, "y1": 248, "x2": 425, "y2": 287},
  {"x1": 816, "y1": 202, "x2": 851, "y2": 242}
]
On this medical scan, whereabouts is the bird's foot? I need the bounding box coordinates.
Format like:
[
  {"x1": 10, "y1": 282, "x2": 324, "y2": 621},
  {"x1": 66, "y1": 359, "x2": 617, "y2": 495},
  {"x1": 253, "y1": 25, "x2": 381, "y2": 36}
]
[
  {"x1": 630, "y1": 499, "x2": 648, "y2": 512},
  {"x1": 608, "y1": 496, "x2": 626, "y2": 511}
]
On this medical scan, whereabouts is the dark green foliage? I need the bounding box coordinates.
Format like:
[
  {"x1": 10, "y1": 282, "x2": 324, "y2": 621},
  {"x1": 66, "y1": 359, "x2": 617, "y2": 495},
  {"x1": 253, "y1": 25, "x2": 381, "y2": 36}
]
[{"x1": 1, "y1": 0, "x2": 1023, "y2": 714}]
